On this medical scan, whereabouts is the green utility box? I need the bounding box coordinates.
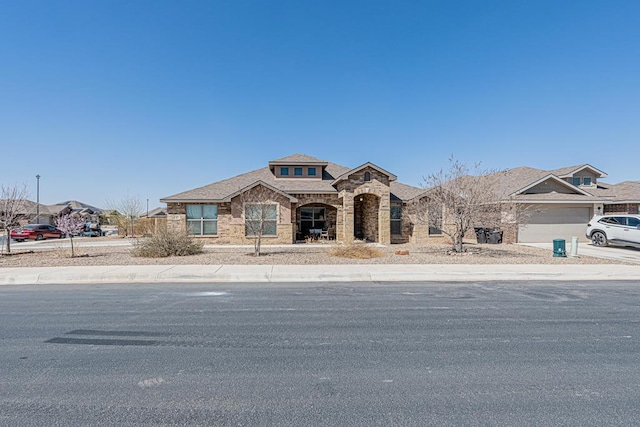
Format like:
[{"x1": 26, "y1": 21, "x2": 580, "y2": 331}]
[{"x1": 553, "y1": 239, "x2": 567, "y2": 257}]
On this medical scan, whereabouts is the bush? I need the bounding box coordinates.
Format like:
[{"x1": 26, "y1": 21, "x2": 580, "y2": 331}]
[
  {"x1": 328, "y1": 243, "x2": 384, "y2": 259},
  {"x1": 131, "y1": 230, "x2": 204, "y2": 258}
]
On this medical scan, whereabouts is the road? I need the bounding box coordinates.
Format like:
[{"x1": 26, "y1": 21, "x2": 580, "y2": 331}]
[{"x1": 2, "y1": 281, "x2": 640, "y2": 426}]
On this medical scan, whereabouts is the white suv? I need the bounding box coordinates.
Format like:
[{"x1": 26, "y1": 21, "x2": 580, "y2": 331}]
[{"x1": 586, "y1": 214, "x2": 640, "y2": 247}]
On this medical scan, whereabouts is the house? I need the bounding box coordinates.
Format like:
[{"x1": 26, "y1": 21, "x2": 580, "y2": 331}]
[
  {"x1": 161, "y1": 156, "x2": 639, "y2": 245},
  {"x1": 160, "y1": 154, "x2": 433, "y2": 244},
  {"x1": 492, "y1": 164, "x2": 640, "y2": 243}
]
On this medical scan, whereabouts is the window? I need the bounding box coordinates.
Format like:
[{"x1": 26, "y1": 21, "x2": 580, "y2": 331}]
[
  {"x1": 294, "y1": 167, "x2": 303, "y2": 176},
  {"x1": 364, "y1": 171, "x2": 371, "y2": 182},
  {"x1": 628, "y1": 217, "x2": 640, "y2": 227},
  {"x1": 429, "y1": 203, "x2": 443, "y2": 235},
  {"x1": 280, "y1": 167, "x2": 289, "y2": 176},
  {"x1": 572, "y1": 177, "x2": 581, "y2": 186},
  {"x1": 583, "y1": 177, "x2": 592, "y2": 186},
  {"x1": 308, "y1": 167, "x2": 317, "y2": 176},
  {"x1": 186, "y1": 204, "x2": 218, "y2": 235},
  {"x1": 390, "y1": 205, "x2": 402, "y2": 235},
  {"x1": 245, "y1": 204, "x2": 277, "y2": 236}
]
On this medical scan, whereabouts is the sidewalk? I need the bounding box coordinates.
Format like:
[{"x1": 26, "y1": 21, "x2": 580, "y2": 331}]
[
  {"x1": 1, "y1": 264, "x2": 639, "y2": 285},
  {"x1": 520, "y1": 242, "x2": 640, "y2": 263}
]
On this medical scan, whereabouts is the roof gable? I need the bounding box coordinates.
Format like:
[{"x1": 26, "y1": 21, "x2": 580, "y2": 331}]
[
  {"x1": 223, "y1": 180, "x2": 298, "y2": 202},
  {"x1": 512, "y1": 174, "x2": 593, "y2": 196},
  {"x1": 549, "y1": 164, "x2": 607, "y2": 179},
  {"x1": 332, "y1": 162, "x2": 397, "y2": 185}
]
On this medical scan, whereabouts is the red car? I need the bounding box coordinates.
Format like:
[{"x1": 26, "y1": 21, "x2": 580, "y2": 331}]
[{"x1": 10, "y1": 224, "x2": 65, "y2": 241}]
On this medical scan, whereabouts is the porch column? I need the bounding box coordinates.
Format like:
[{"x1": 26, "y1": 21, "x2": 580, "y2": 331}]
[
  {"x1": 339, "y1": 191, "x2": 355, "y2": 243},
  {"x1": 378, "y1": 192, "x2": 391, "y2": 245}
]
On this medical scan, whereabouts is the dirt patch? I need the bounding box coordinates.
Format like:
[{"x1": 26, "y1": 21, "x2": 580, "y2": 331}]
[{"x1": 0, "y1": 241, "x2": 628, "y2": 267}]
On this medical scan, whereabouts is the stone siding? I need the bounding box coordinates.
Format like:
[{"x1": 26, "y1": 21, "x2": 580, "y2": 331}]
[
  {"x1": 604, "y1": 203, "x2": 640, "y2": 215},
  {"x1": 292, "y1": 195, "x2": 340, "y2": 240}
]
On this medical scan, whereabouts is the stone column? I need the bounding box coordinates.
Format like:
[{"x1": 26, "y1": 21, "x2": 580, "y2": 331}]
[
  {"x1": 339, "y1": 191, "x2": 355, "y2": 243},
  {"x1": 378, "y1": 192, "x2": 391, "y2": 244}
]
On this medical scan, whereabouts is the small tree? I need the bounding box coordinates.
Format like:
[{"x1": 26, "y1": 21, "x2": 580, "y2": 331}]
[
  {"x1": 240, "y1": 183, "x2": 279, "y2": 256},
  {"x1": 106, "y1": 194, "x2": 144, "y2": 237},
  {"x1": 55, "y1": 214, "x2": 86, "y2": 257},
  {"x1": 0, "y1": 184, "x2": 30, "y2": 255},
  {"x1": 420, "y1": 158, "x2": 510, "y2": 252}
]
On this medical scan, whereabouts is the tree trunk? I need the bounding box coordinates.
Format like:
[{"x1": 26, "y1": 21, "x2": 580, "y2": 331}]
[
  {"x1": 254, "y1": 235, "x2": 262, "y2": 256},
  {"x1": 453, "y1": 234, "x2": 464, "y2": 253},
  {"x1": 4, "y1": 229, "x2": 10, "y2": 254},
  {"x1": 70, "y1": 236, "x2": 75, "y2": 257}
]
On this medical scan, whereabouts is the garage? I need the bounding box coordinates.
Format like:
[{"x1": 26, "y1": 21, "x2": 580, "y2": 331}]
[{"x1": 518, "y1": 205, "x2": 592, "y2": 243}]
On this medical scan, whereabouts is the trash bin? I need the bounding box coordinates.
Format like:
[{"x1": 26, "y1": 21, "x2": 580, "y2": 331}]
[
  {"x1": 475, "y1": 227, "x2": 487, "y2": 244},
  {"x1": 553, "y1": 238, "x2": 566, "y2": 257},
  {"x1": 487, "y1": 229, "x2": 503, "y2": 244}
]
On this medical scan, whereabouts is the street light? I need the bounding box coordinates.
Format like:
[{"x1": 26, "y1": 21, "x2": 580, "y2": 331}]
[{"x1": 36, "y1": 174, "x2": 41, "y2": 224}]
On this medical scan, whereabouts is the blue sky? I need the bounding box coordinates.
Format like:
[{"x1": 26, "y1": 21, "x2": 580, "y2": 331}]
[{"x1": 1, "y1": 1, "x2": 638, "y2": 209}]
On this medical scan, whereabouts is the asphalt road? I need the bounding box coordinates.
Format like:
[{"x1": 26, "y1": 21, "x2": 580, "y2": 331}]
[{"x1": 2, "y1": 281, "x2": 640, "y2": 426}]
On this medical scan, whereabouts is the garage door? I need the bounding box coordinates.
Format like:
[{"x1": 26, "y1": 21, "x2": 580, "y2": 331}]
[{"x1": 518, "y1": 207, "x2": 591, "y2": 243}]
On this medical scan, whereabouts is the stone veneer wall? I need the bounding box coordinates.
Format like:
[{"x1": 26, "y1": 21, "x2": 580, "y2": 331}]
[
  {"x1": 165, "y1": 186, "x2": 294, "y2": 244},
  {"x1": 604, "y1": 203, "x2": 639, "y2": 214},
  {"x1": 292, "y1": 195, "x2": 340, "y2": 240},
  {"x1": 335, "y1": 166, "x2": 392, "y2": 244}
]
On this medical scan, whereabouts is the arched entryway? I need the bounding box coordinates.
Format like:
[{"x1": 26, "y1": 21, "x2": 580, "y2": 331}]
[{"x1": 354, "y1": 193, "x2": 380, "y2": 242}]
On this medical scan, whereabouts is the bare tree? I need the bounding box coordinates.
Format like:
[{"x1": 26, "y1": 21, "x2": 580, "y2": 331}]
[
  {"x1": 239, "y1": 184, "x2": 279, "y2": 256},
  {"x1": 106, "y1": 194, "x2": 144, "y2": 237},
  {"x1": 420, "y1": 158, "x2": 518, "y2": 252},
  {"x1": 0, "y1": 184, "x2": 30, "y2": 255},
  {"x1": 55, "y1": 214, "x2": 86, "y2": 257}
]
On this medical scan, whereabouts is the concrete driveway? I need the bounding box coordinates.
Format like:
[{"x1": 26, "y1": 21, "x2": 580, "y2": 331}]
[{"x1": 520, "y1": 242, "x2": 640, "y2": 263}]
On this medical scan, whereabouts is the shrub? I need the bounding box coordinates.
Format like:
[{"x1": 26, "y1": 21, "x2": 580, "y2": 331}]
[
  {"x1": 328, "y1": 243, "x2": 384, "y2": 259},
  {"x1": 131, "y1": 230, "x2": 204, "y2": 258}
]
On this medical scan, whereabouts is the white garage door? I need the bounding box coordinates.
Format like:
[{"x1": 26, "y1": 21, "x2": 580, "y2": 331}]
[{"x1": 518, "y1": 207, "x2": 591, "y2": 243}]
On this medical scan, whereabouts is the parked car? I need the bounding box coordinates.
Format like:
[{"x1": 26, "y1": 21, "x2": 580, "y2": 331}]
[
  {"x1": 586, "y1": 214, "x2": 640, "y2": 247},
  {"x1": 82, "y1": 222, "x2": 102, "y2": 237},
  {"x1": 10, "y1": 224, "x2": 65, "y2": 241}
]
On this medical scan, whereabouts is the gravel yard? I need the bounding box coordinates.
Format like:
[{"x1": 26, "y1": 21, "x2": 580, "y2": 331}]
[{"x1": 0, "y1": 237, "x2": 626, "y2": 267}]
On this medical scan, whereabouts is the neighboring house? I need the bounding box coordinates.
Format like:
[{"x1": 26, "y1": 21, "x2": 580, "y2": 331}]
[
  {"x1": 161, "y1": 154, "x2": 432, "y2": 244},
  {"x1": 492, "y1": 164, "x2": 640, "y2": 243},
  {"x1": 146, "y1": 207, "x2": 168, "y2": 218},
  {"x1": 0, "y1": 199, "x2": 41, "y2": 226},
  {"x1": 5, "y1": 200, "x2": 104, "y2": 226},
  {"x1": 47, "y1": 200, "x2": 103, "y2": 224}
]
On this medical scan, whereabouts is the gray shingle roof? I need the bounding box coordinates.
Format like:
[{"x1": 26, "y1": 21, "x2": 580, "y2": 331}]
[
  {"x1": 160, "y1": 157, "x2": 638, "y2": 205},
  {"x1": 608, "y1": 181, "x2": 640, "y2": 202},
  {"x1": 161, "y1": 157, "x2": 422, "y2": 202}
]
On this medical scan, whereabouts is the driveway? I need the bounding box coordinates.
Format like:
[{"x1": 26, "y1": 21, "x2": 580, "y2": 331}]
[{"x1": 520, "y1": 242, "x2": 640, "y2": 263}]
